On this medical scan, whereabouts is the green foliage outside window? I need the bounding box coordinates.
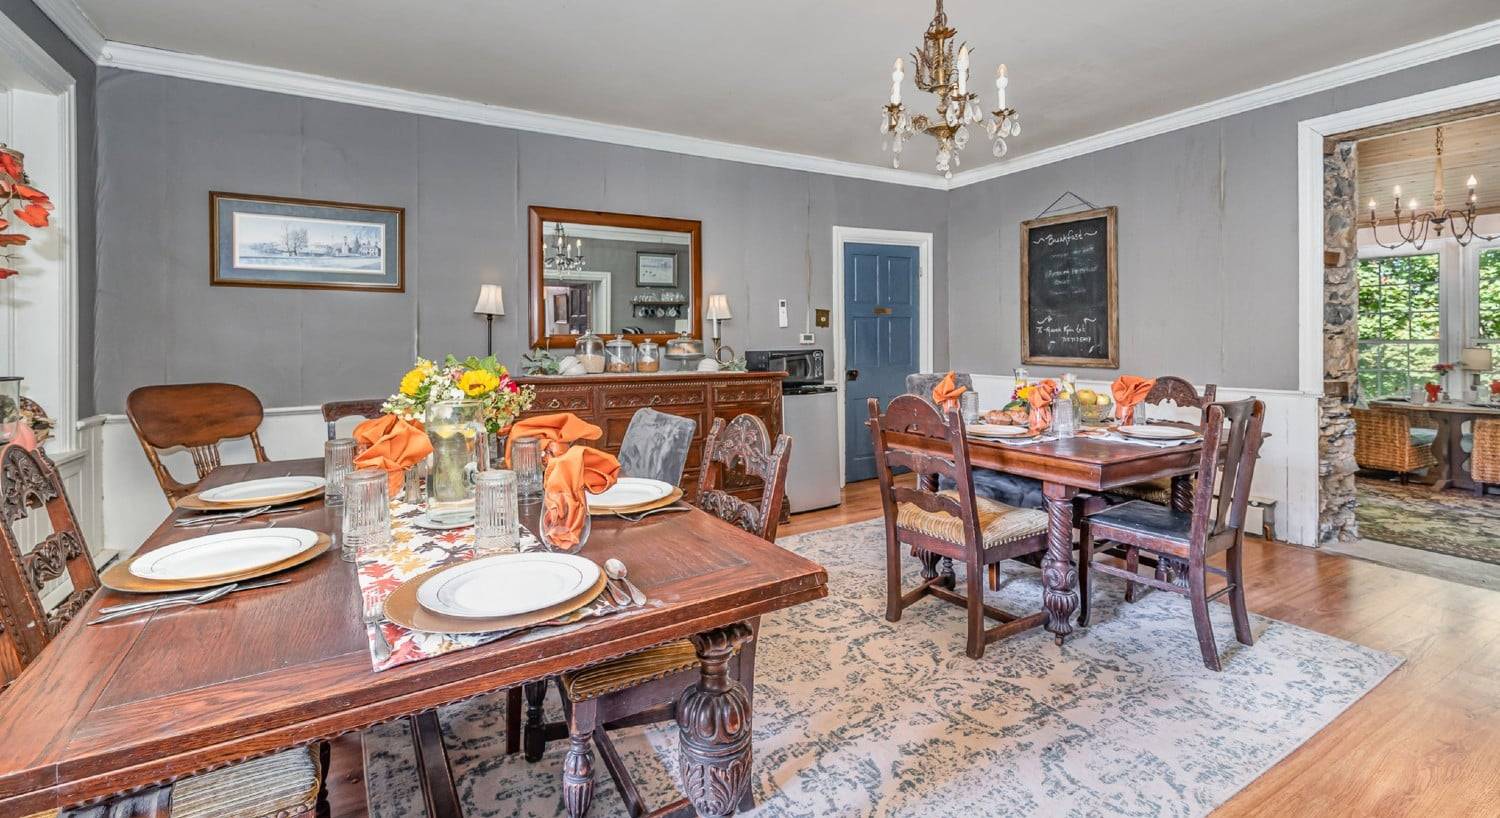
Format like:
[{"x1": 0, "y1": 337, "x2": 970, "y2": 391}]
[{"x1": 1356, "y1": 254, "x2": 1440, "y2": 399}]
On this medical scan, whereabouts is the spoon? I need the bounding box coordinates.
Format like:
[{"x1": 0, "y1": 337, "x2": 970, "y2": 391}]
[{"x1": 605, "y1": 558, "x2": 647, "y2": 606}]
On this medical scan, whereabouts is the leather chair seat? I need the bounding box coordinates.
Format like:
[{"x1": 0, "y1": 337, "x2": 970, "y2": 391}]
[
  {"x1": 1087, "y1": 500, "x2": 1193, "y2": 554},
  {"x1": 939, "y1": 469, "x2": 1044, "y2": 509},
  {"x1": 897, "y1": 490, "x2": 1048, "y2": 548}
]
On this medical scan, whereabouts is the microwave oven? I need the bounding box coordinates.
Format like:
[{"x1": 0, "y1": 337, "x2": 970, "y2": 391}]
[{"x1": 745, "y1": 349, "x2": 825, "y2": 388}]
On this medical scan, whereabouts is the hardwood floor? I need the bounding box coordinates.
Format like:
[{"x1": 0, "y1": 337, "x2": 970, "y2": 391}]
[{"x1": 327, "y1": 478, "x2": 1500, "y2": 816}]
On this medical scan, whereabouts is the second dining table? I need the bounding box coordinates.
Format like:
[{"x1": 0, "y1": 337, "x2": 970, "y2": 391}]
[{"x1": 0, "y1": 458, "x2": 828, "y2": 817}]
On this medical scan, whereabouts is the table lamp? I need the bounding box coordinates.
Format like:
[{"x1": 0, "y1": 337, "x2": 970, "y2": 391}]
[
  {"x1": 474, "y1": 284, "x2": 505, "y2": 356},
  {"x1": 705, "y1": 293, "x2": 732, "y2": 344},
  {"x1": 1461, "y1": 345, "x2": 1493, "y2": 396}
]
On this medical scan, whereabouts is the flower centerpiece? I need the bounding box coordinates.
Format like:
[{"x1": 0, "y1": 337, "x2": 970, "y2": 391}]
[{"x1": 383, "y1": 355, "x2": 535, "y2": 435}]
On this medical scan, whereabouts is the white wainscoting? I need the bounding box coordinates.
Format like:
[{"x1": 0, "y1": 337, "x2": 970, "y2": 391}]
[
  {"x1": 94, "y1": 406, "x2": 334, "y2": 557},
  {"x1": 968, "y1": 375, "x2": 1320, "y2": 547}
]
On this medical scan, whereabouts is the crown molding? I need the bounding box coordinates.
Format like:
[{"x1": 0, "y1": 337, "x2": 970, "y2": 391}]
[
  {"x1": 949, "y1": 18, "x2": 1500, "y2": 188},
  {"x1": 98, "y1": 41, "x2": 950, "y2": 190},
  {"x1": 29, "y1": 0, "x2": 106, "y2": 61}
]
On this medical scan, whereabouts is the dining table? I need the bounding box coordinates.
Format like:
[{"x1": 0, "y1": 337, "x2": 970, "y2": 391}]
[
  {"x1": 1368, "y1": 398, "x2": 1500, "y2": 491},
  {"x1": 892, "y1": 426, "x2": 1207, "y2": 644},
  {"x1": 0, "y1": 458, "x2": 827, "y2": 817}
]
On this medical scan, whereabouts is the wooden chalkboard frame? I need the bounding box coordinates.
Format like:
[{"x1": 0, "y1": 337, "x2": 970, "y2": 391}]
[{"x1": 1019, "y1": 206, "x2": 1119, "y2": 368}]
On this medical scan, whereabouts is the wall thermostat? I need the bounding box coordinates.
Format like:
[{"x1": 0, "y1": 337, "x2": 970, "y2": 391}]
[{"x1": 799, "y1": 332, "x2": 815, "y2": 345}]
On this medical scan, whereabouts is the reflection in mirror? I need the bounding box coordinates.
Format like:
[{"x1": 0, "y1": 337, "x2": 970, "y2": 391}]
[
  {"x1": 542, "y1": 222, "x2": 693, "y2": 336},
  {"x1": 530, "y1": 207, "x2": 702, "y2": 349}
]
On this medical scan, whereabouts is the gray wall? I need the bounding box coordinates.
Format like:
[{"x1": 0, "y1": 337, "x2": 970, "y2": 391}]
[
  {"x1": 93, "y1": 68, "x2": 948, "y2": 412},
  {"x1": 948, "y1": 44, "x2": 1500, "y2": 390},
  {"x1": 1, "y1": 0, "x2": 96, "y2": 414}
]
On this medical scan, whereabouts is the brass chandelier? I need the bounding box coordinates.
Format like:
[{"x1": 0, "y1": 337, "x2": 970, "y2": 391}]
[
  {"x1": 1367, "y1": 125, "x2": 1499, "y2": 250},
  {"x1": 881, "y1": 0, "x2": 1020, "y2": 178}
]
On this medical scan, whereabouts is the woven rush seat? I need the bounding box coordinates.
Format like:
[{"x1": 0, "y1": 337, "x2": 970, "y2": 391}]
[
  {"x1": 560, "y1": 640, "x2": 702, "y2": 702},
  {"x1": 896, "y1": 490, "x2": 1047, "y2": 547},
  {"x1": 1108, "y1": 476, "x2": 1173, "y2": 505},
  {"x1": 27, "y1": 747, "x2": 321, "y2": 818}
]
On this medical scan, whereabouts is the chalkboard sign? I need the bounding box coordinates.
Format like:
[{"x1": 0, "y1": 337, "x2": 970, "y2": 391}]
[{"x1": 1019, "y1": 206, "x2": 1118, "y2": 367}]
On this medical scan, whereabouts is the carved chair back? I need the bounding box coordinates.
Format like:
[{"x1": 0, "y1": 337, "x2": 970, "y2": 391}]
[
  {"x1": 695, "y1": 414, "x2": 791, "y2": 542},
  {"x1": 320, "y1": 399, "x2": 387, "y2": 440},
  {"x1": 866, "y1": 395, "x2": 983, "y2": 549},
  {"x1": 1143, "y1": 376, "x2": 1217, "y2": 423},
  {"x1": 126, "y1": 383, "x2": 270, "y2": 506},
  {"x1": 1187, "y1": 398, "x2": 1266, "y2": 553},
  {"x1": 0, "y1": 445, "x2": 99, "y2": 690}
]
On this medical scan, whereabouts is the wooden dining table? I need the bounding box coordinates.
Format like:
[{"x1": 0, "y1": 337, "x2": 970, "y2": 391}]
[
  {"x1": 1369, "y1": 398, "x2": 1500, "y2": 491},
  {"x1": 0, "y1": 458, "x2": 827, "y2": 817},
  {"x1": 961, "y1": 432, "x2": 1205, "y2": 643}
]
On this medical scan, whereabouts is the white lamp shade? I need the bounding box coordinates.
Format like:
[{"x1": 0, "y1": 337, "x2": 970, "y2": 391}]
[
  {"x1": 474, "y1": 284, "x2": 505, "y2": 316},
  {"x1": 1460, "y1": 346, "x2": 1493, "y2": 370},
  {"x1": 705, "y1": 293, "x2": 732, "y2": 321}
]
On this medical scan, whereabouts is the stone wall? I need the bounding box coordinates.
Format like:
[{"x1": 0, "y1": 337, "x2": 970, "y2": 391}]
[{"x1": 1319, "y1": 141, "x2": 1359, "y2": 543}]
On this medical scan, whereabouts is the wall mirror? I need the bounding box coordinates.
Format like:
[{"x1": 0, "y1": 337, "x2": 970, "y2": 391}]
[{"x1": 528, "y1": 206, "x2": 702, "y2": 348}]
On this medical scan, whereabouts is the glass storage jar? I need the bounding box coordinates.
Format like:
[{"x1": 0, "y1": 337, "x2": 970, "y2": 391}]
[
  {"x1": 574, "y1": 331, "x2": 606, "y2": 374},
  {"x1": 664, "y1": 332, "x2": 705, "y2": 371},
  {"x1": 604, "y1": 336, "x2": 637, "y2": 373},
  {"x1": 636, "y1": 338, "x2": 661, "y2": 372}
]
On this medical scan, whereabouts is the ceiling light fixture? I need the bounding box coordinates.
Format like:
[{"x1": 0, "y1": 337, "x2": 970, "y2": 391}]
[
  {"x1": 1366, "y1": 126, "x2": 1499, "y2": 249},
  {"x1": 881, "y1": 0, "x2": 1020, "y2": 179},
  {"x1": 545, "y1": 224, "x2": 586, "y2": 271}
]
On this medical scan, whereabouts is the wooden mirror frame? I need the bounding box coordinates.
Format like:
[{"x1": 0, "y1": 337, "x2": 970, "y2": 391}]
[{"x1": 529, "y1": 206, "x2": 703, "y2": 349}]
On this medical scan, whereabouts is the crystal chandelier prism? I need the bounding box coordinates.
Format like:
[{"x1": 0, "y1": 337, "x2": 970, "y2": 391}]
[
  {"x1": 546, "y1": 224, "x2": 586, "y2": 271},
  {"x1": 881, "y1": 0, "x2": 1020, "y2": 179}
]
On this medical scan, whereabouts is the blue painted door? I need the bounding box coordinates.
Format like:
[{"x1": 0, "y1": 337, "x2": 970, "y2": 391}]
[{"x1": 844, "y1": 242, "x2": 919, "y2": 482}]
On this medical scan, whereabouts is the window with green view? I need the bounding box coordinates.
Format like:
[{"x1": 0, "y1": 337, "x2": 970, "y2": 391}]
[
  {"x1": 1357, "y1": 253, "x2": 1440, "y2": 399},
  {"x1": 1481, "y1": 248, "x2": 1500, "y2": 344}
]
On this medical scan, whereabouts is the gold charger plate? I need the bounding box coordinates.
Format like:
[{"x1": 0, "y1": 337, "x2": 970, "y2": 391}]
[
  {"x1": 176, "y1": 484, "x2": 325, "y2": 512},
  {"x1": 589, "y1": 487, "x2": 684, "y2": 516},
  {"x1": 102, "y1": 533, "x2": 332, "y2": 593},
  {"x1": 384, "y1": 562, "x2": 608, "y2": 636}
]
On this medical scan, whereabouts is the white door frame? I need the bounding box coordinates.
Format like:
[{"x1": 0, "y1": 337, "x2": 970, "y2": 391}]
[
  {"x1": 831, "y1": 226, "x2": 934, "y2": 487},
  {"x1": 1296, "y1": 72, "x2": 1500, "y2": 542},
  {"x1": 0, "y1": 11, "x2": 79, "y2": 454}
]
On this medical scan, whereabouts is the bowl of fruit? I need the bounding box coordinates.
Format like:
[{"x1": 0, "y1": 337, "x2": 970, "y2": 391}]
[{"x1": 1075, "y1": 388, "x2": 1114, "y2": 424}]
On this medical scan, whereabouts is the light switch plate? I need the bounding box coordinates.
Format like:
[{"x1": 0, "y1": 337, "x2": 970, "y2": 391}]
[
  {"x1": 799, "y1": 332, "x2": 815, "y2": 345},
  {"x1": 777, "y1": 299, "x2": 789, "y2": 328}
]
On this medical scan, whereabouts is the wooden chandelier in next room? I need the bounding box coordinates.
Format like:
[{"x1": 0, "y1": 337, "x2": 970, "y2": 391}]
[
  {"x1": 880, "y1": 0, "x2": 1021, "y2": 178},
  {"x1": 1366, "y1": 126, "x2": 1500, "y2": 250}
]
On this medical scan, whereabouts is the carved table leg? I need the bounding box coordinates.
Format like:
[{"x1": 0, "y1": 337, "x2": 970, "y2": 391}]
[
  {"x1": 1041, "y1": 482, "x2": 1079, "y2": 645},
  {"x1": 938, "y1": 556, "x2": 957, "y2": 590},
  {"x1": 677, "y1": 623, "x2": 755, "y2": 817},
  {"x1": 562, "y1": 698, "x2": 598, "y2": 818}
]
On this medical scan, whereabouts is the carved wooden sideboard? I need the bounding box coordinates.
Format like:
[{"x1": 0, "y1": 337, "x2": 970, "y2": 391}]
[{"x1": 513, "y1": 371, "x2": 784, "y2": 503}]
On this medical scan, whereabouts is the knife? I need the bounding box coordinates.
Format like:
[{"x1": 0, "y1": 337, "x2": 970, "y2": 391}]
[{"x1": 95, "y1": 578, "x2": 291, "y2": 618}]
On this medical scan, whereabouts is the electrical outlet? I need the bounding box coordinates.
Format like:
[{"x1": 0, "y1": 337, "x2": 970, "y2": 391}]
[
  {"x1": 815, "y1": 308, "x2": 830, "y2": 328},
  {"x1": 799, "y1": 332, "x2": 815, "y2": 345},
  {"x1": 777, "y1": 299, "x2": 789, "y2": 328}
]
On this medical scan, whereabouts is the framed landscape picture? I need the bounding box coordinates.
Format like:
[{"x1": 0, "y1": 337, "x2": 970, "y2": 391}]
[
  {"x1": 210, "y1": 192, "x2": 405, "y2": 292},
  {"x1": 636, "y1": 251, "x2": 678, "y2": 287}
]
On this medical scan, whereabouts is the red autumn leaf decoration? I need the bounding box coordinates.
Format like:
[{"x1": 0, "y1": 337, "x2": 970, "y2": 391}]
[
  {"x1": 0, "y1": 152, "x2": 20, "y2": 180},
  {"x1": 0, "y1": 217, "x2": 8, "y2": 231},
  {"x1": 0, "y1": 267, "x2": 17, "y2": 280},
  {"x1": 0, "y1": 234, "x2": 30, "y2": 247},
  {"x1": 13, "y1": 183, "x2": 47, "y2": 202},
  {"x1": 14, "y1": 204, "x2": 48, "y2": 229}
]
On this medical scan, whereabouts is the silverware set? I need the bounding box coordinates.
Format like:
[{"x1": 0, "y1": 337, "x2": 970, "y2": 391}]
[
  {"x1": 612, "y1": 504, "x2": 691, "y2": 523},
  {"x1": 90, "y1": 578, "x2": 290, "y2": 624},
  {"x1": 173, "y1": 504, "x2": 309, "y2": 528}
]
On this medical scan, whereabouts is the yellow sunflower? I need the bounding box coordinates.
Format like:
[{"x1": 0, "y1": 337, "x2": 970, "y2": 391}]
[
  {"x1": 399, "y1": 367, "x2": 427, "y2": 396},
  {"x1": 459, "y1": 369, "x2": 500, "y2": 396}
]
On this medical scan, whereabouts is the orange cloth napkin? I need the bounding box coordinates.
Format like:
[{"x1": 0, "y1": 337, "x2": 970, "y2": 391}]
[
  {"x1": 541, "y1": 446, "x2": 620, "y2": 550},
  {"x1": 931, "y1": 371, "x2": 968, "y2": 412},
  {"x1": 1111, "y1": 375, "x2": 1157, "y2": 425},
  {"x1": 353, "y1": 414, "x2": 434, "y2": 497},
  {"x1": 505, "y1": 412, "x2": 603, "y2": 465},
  {"x1": 8, "y1": 424, "x2": 37, "y2": 452},
  {"x1": 1027, "y1": 379, "x2": 1058, "y2": 434}
]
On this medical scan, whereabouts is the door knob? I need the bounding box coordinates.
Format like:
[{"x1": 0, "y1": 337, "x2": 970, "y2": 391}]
[{"x1": 846, "y1": 369, "x2": 860, "y2": 382}]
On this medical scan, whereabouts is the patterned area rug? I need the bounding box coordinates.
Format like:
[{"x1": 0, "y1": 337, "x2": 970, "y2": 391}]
[
  {"x1": 363, "y1": 520, "x2": 1399, "y2": 817},
  {"x1": 1356, "y1": 477, "x2": 1500, "y2": 565}
]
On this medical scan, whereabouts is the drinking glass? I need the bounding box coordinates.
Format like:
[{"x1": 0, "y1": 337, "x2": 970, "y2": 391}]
[
  {"x1": 475, "y1": 469, "x2": 520, "y2": 554},
  {"x1": 539, "y1": 494, "x2": 591, "y2": 552},
  {"x1": 324, "y1": 438, "x2": 356, "y2": 506},
  {"x1": 511, "y1": 437, "x2": 543, "y2": 498},
  {"x1": 342, "y1": 468, "x2": 392, "y2": 560},
  {"x1": 960, "y1": 391, "x2": 980, "y2": 424}
]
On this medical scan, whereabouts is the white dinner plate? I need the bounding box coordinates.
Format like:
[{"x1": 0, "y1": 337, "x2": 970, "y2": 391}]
[
  {"x1": 198, "y1": 476, "x2": 327, "y2": 504},
  {"x1": 412, "y1": 511, "x2": 475, "y2": 530},
  {"x1": 416, "y1": 552, "x2": 601, "y2": 619},
  {"x1": 587, "y1": 477, "x2": 675, "y2": 510},
  {"x1": 130, "y1": 528, "x2": 321, "y2": 581},
  {"x1": 1117, "y1": 424, "x2": 1198, "y2": 440},
  {"x1": 966, "y1": 423, "x2": 1032, "y2": 438}
]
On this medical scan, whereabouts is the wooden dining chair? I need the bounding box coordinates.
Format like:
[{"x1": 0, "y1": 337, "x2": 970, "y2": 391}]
[
  {"x1": 0, "y1": 444, "x2": 330, "y2": 818},
  {"x1": 1079, "y1": 398, "x2": 1266, "y2": 671},
  {"x1": 320, "y1": 399, "x2": 386, "y2": 440},
  {"x1": 126, "y1": 383, "x2": 270, "y2": 507},
  {"x1": 869, "y1": 395, "x2": 1050, "y2": 659},
  {"x1": 1110, "y1": 377, "x2": 1217, "y2": 505},
  {"x1": 523, "y1": 413, "x2": 789, "y2": 818}
]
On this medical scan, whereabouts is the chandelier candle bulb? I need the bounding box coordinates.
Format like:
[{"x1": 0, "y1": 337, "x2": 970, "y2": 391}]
[
  {"x1": 891, "y1": 58, "x2": 904, "y2": 105},
  {"x1": 956, "y1": 46, "x2": 969, "y2": 95},
  {"x1": 1469, "y1": 175, "x2": 1479, "y2": 188},
  {"x1": 996, "y1": 64, "x2": 1007, "y2": 109}
]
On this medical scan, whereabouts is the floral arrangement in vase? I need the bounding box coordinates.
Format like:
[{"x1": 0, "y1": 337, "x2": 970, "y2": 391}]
[
  {"x1": 1433, "y1": 362, "x2": 1456, "y2": 375},
  {"x1": 0, "y1": 145, "x2": 54, "y2": 280},
  {"x1": 383, "y1": 355, "x2": 535, "y2": 434}
]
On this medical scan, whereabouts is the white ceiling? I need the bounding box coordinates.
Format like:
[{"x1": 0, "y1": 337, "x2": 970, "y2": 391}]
[{"x1": 65, "y1": 0, "x2": 1500, "y2": 173}]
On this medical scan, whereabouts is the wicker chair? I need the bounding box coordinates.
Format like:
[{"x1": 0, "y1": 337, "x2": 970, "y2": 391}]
[
  {"x1": 1471, "y1": 418, "x2": 1500, "y2": 496},
  {"x1": 1351, "y1": 407, "x2": 1438, "y2": 483}
]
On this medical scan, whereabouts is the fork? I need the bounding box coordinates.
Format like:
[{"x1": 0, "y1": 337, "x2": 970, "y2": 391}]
[
  {"x1": 364, "y1": 599, "x2": 393, "y2": 664},
  {"x1": 612, "y1": 505, "x2": 691, "y2": 523}
]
